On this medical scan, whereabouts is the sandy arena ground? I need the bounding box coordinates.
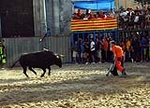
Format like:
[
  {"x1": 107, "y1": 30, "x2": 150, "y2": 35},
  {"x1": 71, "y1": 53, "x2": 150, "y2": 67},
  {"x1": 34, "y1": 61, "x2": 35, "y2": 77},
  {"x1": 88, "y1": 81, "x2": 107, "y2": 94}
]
[{"x1": 0, "y1": 62, "x2": 150, "y2": 108}]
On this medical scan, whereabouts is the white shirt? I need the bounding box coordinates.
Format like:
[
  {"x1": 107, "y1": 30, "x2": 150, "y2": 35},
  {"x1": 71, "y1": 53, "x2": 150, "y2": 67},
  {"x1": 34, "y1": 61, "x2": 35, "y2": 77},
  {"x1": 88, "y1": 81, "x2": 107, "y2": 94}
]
[
  {"x1": 90, "y1": 41, "x2": 95, "y2": 51},
  {"x1": 134, "y1": 16, "x2": 139, "y2": 22}
]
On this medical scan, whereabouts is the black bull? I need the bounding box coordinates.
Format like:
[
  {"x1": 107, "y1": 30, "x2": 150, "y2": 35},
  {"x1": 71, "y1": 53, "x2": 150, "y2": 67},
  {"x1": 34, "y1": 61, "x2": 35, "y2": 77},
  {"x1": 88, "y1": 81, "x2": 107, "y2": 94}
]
[{"x1": 11, "y1": 51, "x2": 62, "y2": 77}]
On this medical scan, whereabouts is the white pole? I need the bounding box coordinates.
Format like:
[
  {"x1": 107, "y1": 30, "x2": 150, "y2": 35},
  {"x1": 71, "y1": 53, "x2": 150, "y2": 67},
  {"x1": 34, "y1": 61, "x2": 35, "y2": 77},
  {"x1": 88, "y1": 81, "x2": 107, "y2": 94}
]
[{"x1": 42, "y1": 0, "x2": 47, "y2": 32}]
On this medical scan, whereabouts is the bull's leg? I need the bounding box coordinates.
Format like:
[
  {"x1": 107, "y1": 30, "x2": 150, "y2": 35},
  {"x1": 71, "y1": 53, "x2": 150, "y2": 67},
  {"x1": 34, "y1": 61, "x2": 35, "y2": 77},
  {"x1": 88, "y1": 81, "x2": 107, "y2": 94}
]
[
  {"x1": 22, "y1": 66, "x2": 29, "y2": 78},
  {"x1": 47, "y1": 67, "x2": 51, "y2": 76},
  {"x1": 41, "y1": 68, "x2": 46, "y2": 77},
  {"x1": 28, "y1": 67, "x2": 37, "y2": 75}
]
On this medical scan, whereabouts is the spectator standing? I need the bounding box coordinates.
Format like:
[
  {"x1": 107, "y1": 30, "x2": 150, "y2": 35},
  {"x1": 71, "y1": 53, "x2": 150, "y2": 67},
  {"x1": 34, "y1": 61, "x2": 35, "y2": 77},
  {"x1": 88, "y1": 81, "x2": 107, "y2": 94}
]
[
  {"x1": 108, "y1": 9, "x2": 115, "y2": 18},
  {"x1": 140, "y1": 11, "x2": 146, "y2": 29},
  {"x1": 84, "y1": 9, "x2": 93, "y2": 20},
  {"x1": 90, "y1": 38, "x2": 96, "y2": 64},
  {"x1": 125, "y1": 38, "x2": 131, "y2": 62},
  {"x1": 145, "y1": 10, "x2": 150, "y2": 28},
  {"x1": 131, "y1": 36, "x2": 140, "y2": 62},
  {"x1": 72, "y1": 9, "x2": 82, "y2": 19},
  {"x1": 99, "y1": 11, "x2": 107, "y2": 19},
  {"x1": 79, "y1": 40, "x2": 85, "y2": 64},
  {"x1": 134, "y1": 6, "x2": 141, "y2": 14},
  {"x1": 140, "y1": 36, "x2": 148, "y2": 62},
  {"x1": 134, "y1": 12, "x2": 141, "y2": 29},
  {"x1": 102, "y1": 37, "x2": 108, "y2": 62},
  {"x1": 71, "y1": 41, "x2": 80, "y2": 64},
  {"x1": 0, "y1": 39, "x2": 6, "y2": 70},
  {"x1": 146, "y1": 36, "x2": 150, "y2": 61},
  {"x1": 95, "y1": 38, "x2": 102, "y2": 63},
  {"x1": 76, "y1": 9, "x2": 82, "y2": 19},
  {"x1": 128, "y1": 8, "x2": 135, "y2": 30}
]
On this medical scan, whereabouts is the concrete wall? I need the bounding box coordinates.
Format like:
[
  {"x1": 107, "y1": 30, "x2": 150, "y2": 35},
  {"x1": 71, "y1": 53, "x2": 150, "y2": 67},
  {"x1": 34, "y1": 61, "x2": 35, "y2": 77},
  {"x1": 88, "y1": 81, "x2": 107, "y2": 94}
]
[
  {"x1": 33, "y1": 0, "x2": 47, "y2": 36},
  {"x1": 45, "y1": 0, "x2": 53, "y2": 34},
  {"x1": 47, "y1": 0, "x2": 61, "y2": 35},
  {"x1": 33, "y1": 0, "x2": 72, "y2": 36},
  {"x1": 45, "y1": 0, "x2": 72, "y2": 35},
  {"x1": 59, "y1": 0, "x2": 72, "y2": 34}
]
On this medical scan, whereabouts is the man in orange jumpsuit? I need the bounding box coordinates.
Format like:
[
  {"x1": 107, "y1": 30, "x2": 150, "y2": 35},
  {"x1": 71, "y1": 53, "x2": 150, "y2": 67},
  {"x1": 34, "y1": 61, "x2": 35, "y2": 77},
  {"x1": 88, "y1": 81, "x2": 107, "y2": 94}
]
[{"x1": 110, "y1": 41, "x2": 127, "y2": 75}]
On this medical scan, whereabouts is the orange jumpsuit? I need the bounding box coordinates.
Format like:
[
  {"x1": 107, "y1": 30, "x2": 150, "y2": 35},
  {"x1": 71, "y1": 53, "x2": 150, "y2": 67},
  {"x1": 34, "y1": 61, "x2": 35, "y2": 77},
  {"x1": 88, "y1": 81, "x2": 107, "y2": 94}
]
[{"x1": 112, "y1": 45, "x2": 125, "y2": 72}]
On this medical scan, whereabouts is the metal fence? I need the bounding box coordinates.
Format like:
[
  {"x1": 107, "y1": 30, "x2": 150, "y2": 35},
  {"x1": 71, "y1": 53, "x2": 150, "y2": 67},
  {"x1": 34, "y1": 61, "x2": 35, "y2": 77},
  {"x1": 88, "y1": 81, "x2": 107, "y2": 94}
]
[{"x1": 3, "y1": 36, "x2": 71, "y2": 66}]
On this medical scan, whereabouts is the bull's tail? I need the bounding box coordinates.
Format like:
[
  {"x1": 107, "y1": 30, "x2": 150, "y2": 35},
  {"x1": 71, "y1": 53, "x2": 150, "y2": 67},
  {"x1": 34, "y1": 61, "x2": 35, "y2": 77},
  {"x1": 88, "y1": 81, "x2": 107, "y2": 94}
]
[{"x1": 10, "y1": 59, "x2": 19, "y2": 68}]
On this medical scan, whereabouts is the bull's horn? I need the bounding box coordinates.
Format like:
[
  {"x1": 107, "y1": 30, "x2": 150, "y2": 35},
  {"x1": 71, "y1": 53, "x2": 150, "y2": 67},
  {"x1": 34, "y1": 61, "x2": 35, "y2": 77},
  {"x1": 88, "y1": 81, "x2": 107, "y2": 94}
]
[
  {"x1": 60, "y1": 54, "x2": 65, "y2": 57},
  {"x1": 43, "y1": 48, "x2": 49, "y2": 51},
  {"x1": 56, "y1": 55, "x2": 60, "y2": 59},
  {"x1": 54, "y1": 53, "x2": 58, "y2": 56},
  {"x1": 54, "y1": 53, "x2": 64, "y2": 57}
]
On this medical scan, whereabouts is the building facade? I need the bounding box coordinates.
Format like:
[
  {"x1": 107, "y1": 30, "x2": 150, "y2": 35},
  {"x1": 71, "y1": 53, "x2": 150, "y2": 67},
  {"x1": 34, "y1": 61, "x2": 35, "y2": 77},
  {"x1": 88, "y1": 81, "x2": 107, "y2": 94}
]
[
  {"x1": 0, "y1": 0, "x2": 141, "y2": 38},
  {"x1": 0, "y1": 0, "x2": 72, "y2": 38}
]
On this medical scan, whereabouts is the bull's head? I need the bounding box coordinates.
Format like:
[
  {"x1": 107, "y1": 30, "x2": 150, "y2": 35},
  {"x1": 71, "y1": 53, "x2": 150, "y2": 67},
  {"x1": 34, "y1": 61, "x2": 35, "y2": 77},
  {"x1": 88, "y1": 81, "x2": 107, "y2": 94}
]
[{"x1": 55, "y1": 54, "x2": 64, "y2": 68}]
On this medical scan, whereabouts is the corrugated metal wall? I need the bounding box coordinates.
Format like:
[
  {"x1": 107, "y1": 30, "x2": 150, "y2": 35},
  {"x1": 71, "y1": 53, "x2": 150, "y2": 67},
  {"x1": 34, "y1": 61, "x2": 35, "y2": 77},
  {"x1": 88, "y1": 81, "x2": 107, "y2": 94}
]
[{"x1": 4, "y1": 36, "x2": 71, "y2": 66}]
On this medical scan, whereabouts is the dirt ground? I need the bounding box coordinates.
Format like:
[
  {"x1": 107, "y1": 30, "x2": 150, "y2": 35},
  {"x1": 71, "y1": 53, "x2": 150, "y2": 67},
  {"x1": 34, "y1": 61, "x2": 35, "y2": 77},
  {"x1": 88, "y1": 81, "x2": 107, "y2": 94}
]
[{"x1": 0, "y1": 62, "x2": 150, "y2": 108}]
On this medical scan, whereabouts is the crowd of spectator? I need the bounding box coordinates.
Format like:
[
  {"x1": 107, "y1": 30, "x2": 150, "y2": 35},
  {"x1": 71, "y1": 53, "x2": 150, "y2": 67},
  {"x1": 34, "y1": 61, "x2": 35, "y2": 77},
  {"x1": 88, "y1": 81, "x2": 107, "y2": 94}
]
[
  {"x1": 71, "y1": 34, "x2": 115, "y2": 64},
  {"x1": 71, "y1": 5, "x2": 150, "y2": 64},
  {"x1": 119, "y1": 33, "x2": 150, "y2": 62},
  {"x1": 72, "y1": 8, "x2": 115, "y2": 20},
  {"x1": 119, "y1": 6, "x2": 150, "y2": 30},
  {"x1": 72, "y1": 5, "x2": 150, "y2": 29},
  {"x1": 71, "y1": 32, "x2": 150, "y2": 64}
]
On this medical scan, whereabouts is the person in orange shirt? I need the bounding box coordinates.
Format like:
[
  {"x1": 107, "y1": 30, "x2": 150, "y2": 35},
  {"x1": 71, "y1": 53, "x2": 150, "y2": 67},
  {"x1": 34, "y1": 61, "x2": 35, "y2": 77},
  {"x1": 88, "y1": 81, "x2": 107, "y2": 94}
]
[{"x1": 110, "y1": 41, "x2": 127, "y2": 75}]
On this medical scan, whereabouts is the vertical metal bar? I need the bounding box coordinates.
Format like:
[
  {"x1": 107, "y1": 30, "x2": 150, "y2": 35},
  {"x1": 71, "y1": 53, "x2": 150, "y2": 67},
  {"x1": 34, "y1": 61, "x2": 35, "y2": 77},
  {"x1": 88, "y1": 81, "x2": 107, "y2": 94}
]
[
  {"x1": 82, "y1": 32, "x2": 84, "y2": 40},
  {"x1": 117, "y1": 0, "x2": 120, "y2": 43},
  {"x1": 71, "y1": 32, "x2": 74, "y2": 46},
  {"x1": 59, "y1": 0, "x2": 61, "y2": 34},
  {"x1": 93, "y1": 31, "x2": 96, "y2": 40},
  {"x1": 77, "y1": 32, "x2": 79, "y2": 42},
  {"x1": 142, "y1": 0, "x2": 144, "y2": 7}
]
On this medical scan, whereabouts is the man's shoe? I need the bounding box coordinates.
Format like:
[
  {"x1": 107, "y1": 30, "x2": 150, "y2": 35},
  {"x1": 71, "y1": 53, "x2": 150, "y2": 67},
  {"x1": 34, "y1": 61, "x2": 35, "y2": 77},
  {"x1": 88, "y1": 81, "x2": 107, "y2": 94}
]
[{"x1": 122, "y1": 71, "x2": 127, "y2": 75}]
